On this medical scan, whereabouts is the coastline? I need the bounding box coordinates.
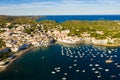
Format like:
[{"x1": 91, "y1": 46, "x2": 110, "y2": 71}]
[
  {"x1": 56, "y1": 41, "x2": 120, "y2": 47},
  {"x1": 0, "y1": 15, "x2": 120, "y2": 74},
  {"x1": 0, "y1": 44, "x2": 53, "y2": 72},
  {"x1": 93, "y1": 43, "x2": 120, "y2": 47},
  {"x1": 0, "y1": 46, "x2": 33, "y2": 72},
  {"x1": 0, "y1": 41, "x2": 120, "y2": 72}
]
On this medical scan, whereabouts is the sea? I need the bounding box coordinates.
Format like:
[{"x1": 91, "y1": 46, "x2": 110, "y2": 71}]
[
  {"x1": 37, "y1": 15, "x2": 120, "y2": 22},
  {"x1": 0, "y1": 15, "x2": 120, "y2": 80}
]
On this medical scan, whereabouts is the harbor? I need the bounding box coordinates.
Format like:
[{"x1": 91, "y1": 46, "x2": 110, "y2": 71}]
[
  {"x1": 0, "y1": 0, "x2": 120, "y2": 79},
  {"x1": 0, "y1": 44, "x2": 120, "y2": 80}
]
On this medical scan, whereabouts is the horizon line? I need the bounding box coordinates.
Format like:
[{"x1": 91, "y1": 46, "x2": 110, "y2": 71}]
[{"x1": 0, "y1": 14, "x2": 120, "y2": 16}]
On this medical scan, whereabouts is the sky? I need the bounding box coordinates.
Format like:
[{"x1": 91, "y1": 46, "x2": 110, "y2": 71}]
[{"x1": 0, "y1": 0, "x2": 120, "y2": 15}]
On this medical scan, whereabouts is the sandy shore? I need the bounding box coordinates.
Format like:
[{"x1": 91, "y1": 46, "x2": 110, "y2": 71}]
[{"x1": 0, "y1": 47, "x2": 33, "y2": 72}]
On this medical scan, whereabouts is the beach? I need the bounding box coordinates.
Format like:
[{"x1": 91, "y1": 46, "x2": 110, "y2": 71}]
[{"x1": 0, "y1": 47, "x2": 33, "y2": 72}]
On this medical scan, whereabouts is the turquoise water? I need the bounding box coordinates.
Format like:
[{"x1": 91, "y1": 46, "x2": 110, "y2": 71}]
[{"x1": 0, "y1": 44, "x2": 120, "y2": 80}]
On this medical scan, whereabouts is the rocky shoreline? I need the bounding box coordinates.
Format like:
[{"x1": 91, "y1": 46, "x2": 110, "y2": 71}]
[{"x1": 56, "y1": 39, "x2": 120, "y2": 47}]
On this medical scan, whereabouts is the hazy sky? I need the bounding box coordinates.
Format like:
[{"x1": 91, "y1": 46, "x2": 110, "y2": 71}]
[{"x1": 0, "y1": 0, "x2": 120, "y2": 15}]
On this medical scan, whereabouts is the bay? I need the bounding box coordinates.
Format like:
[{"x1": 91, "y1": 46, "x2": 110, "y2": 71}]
[{"x1": 0, "y1": 44, "x2": 120, "y2": 80}]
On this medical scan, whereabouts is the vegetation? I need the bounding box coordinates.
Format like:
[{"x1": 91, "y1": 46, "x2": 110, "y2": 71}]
[
  {"x1": 59, "y1": 20, "x2": 120, "y2": 38},
  {"x1": 0, "y1": 15, "x2": 40, "y2": 24},
  {"x1": 0, "y1": 39, "x2": 5, "y2": 48},
  {"x1": 0, "y1": 52, "x2": 11, "y2": 61},
  {"x1": 24, "y1": 28, "x2": 35, "y2": 34},
  {"x1": 90, "y1": 33, "x2": 106, "y2": 39},
  {"x1": 1, "y1": 15, "x2": 120, "y2": 38},
  {"x1": 38, "y1": 20, "x2": 59, "y2": 32}
]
